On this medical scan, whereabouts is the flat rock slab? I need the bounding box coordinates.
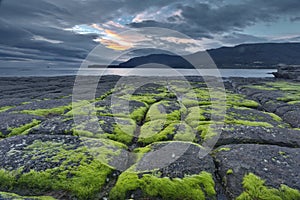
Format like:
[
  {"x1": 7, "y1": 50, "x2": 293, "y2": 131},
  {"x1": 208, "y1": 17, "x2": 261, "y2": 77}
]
[
  {"x1": 0, "y1": 98, "x2": 31, "y2": 108},
  {"x1": 29, "y1": 115, "x2": 136, "y2": 144},
  {"x1": 217, "y1": 125, "x2": 300, "y2": 148},
  {"x1": 0, "y1": 113, "x2": 44, "y2": 137},
  {"x1": 110, "y1": 141, "x2": 220, "y2": 200},
  {"x1": 0, "y1": 134, "x2": 130, "y2": 198},
  {"x1": 0, "y1": 134, "x2": 129, "y2": 172},
  {"x1": 7, "y1": 98, "x2": 71, "y2": 113},
  {"x1": 135, "y1": 142, "x2": 215, "y2": 178},
  {"x1": 214, "y1": 144, "x2": 300, "y2": 198},
  {"x1": 95, "y1": 97, "x2": 148, "y2": 123},
  {"x1": 231, "y1": 79, "x2": 300, "y2": 128}
]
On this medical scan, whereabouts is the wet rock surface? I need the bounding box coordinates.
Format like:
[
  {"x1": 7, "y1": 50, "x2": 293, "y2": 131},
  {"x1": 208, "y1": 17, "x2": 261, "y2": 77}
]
[{"x1": 0, "y1": 76, "x2": 299, "y2": 199}]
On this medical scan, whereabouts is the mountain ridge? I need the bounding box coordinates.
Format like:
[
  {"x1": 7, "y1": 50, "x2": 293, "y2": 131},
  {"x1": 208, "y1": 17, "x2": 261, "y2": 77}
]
[{"x1": 118, "y1": 42, "x2": 300, "y2": 69}]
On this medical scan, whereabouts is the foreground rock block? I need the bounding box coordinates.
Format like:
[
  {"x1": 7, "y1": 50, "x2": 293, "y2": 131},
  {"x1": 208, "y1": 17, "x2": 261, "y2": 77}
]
[
  {"x1": 110, "y1": 141, "x2": 218, "y2": 200},
  {"x1": 214, "y1": 144, "x2": 300, "y2": 199},
  {"x1": 0, "y1": 134, "x2": 129, "y2": 199}
]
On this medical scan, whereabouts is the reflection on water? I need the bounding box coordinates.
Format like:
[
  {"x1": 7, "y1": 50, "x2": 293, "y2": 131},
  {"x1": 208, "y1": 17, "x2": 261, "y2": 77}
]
[{"x1": 0, "y1": 67, "x2": 276, "y2": 78}]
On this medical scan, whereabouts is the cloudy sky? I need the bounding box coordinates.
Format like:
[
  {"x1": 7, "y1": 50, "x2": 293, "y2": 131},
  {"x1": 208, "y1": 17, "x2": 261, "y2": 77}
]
[{"x1": 1, "y1": 0, "x2": 300, "y2": 69}]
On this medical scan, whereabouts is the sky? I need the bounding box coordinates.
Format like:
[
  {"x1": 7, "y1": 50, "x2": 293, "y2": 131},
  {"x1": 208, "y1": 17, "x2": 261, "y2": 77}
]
[{"x1": 0, "y1": 0, "x2": 300, "y2": 68}]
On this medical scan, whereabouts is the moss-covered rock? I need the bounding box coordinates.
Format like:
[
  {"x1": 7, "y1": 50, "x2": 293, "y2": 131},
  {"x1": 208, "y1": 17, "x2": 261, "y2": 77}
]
[
  {"x1": 145, "y1": 100, "x2": 186, "y2": 122},
  {"x1": 214, "y1": 144, "x2": 300, "y2": 198},
  {"x1": 95, "y1": 97, "x2": 149, "y2": 124},
  {"x1": 30, "y1": 116, "x2": 136, "y2": 144},
  {"x1": 109, "y1": 171, "x2": 216, "y2": 200},
  {"x1": 0, "y1": 113, "x2": 43, "y2": 138},
  {"x1": 237, "y1": 173, "x2": 300, "y2": 200},
  {"x1": 110, "y1": 141, "x2": 217, "y2": 200},
  {"x1": 0, "y1": 135, "x2": 128, "y2": 199},
  {"x1": 139, "y1": 121, "x2": 196, "y2": 145},
  {"x1": 0, "y1": 191, "x2": 56, "y2": 200}
]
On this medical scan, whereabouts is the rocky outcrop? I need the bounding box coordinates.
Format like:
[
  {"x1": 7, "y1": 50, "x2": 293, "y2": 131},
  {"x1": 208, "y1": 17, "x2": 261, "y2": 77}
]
[
  {"x1": 0, "y1": 76, "x2": 300, "y2": 199},
  {"x1": 273, "y1": 65, "x2": 300, "y2": 80}
]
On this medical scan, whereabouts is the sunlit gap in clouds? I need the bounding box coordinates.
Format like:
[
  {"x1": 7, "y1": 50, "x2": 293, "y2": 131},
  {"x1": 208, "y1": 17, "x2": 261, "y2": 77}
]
[{"x1": 64, "y1": 20, "x2": 207, "y2": 54}]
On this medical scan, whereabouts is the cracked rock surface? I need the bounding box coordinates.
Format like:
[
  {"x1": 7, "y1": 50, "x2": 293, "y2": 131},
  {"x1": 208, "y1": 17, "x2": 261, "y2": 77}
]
[{"x1": 0, "y1": 76, "x2": 299, "y2": 199}]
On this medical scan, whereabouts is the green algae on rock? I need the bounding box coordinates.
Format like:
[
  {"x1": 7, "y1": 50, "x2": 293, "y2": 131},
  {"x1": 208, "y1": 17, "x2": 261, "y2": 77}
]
[
  {"x1": 145, "y1": 100, "x2": 186, "y2": 122},
  {"x1": 31, "y1": 116, "x2": 136, "y2": 144},
  {"x1": 0, "y1": 106, "x2": 15, "y2": 113},
  {"x1": 109, "y1": 141, "x2": 216, "y2": 199},
  {"x1": 237, "y1": 173, "x2": 300, "y2": 200},
  {"x1": 139, "y1": 121, "x2": 196, "y2": 145},
  {"x1": 0, "y1": 191, "x2": 56, "y2": 200},
  {"x1": 109, "y1": 171, "x2": 216, "y2": 200},
  {"x1": 0, "y1": 135, "x2": 129, "y2": 199},
  {"x1": 8, "y1": 119, "x2": 41, "y2": 137}
]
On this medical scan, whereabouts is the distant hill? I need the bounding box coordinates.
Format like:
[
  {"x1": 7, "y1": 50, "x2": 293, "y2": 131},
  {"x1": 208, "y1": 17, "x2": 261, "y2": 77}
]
[{"x1": 118, "y1": 43, "x2": 300, "y2": 69}]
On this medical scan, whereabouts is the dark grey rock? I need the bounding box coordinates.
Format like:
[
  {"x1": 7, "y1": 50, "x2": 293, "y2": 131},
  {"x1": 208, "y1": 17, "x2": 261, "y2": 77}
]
[
  {"x1": 273, "y1": 65, "x2": 300, "y2": 80},
  {"x1": 0, "y1": 113, "x2": 44, "y2": 136},
  {"x1": 217, "y1": 125, "x2": 300, "y2": 148},
  {"x1": 214, "y1": 144, "x2": 300, "y2": 198}
]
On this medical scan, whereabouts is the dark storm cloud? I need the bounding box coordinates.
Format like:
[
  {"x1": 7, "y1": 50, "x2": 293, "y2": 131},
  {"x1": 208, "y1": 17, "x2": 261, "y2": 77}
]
[
  {"x1": 0, "y1": 0, "x2": 300, "y2": 67},
  {"x1": 129, "y1": 0, "x2": 300, "y2": 39},
  {"x1": 0, "y1": 0, "x2": 181, "y2": 66}
]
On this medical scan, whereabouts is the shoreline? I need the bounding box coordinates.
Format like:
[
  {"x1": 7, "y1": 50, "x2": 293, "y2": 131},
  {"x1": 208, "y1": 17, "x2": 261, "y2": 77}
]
[{"x1": 0, "y1": 75, "x2": 299, "y2": 199}]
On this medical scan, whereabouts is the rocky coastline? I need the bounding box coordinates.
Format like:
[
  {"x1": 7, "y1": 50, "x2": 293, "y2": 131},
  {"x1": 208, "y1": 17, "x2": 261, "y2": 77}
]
[{"x1": 0, "y1": 75, "x2": 299, "y2": 200}]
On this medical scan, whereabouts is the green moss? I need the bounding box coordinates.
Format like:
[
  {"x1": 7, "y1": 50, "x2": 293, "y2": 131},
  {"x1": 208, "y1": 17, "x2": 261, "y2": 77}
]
[
  {"x1": 21, "y1": 105, "x2": 71, "y2": 116},
  {"x1": 247, "y1": 84, "x2": 276, "y2": 91},
  {"x1": 214, "y1": 147, "x2": 231, "y2": 153},
  {"x1": 185, "y1": 106, "x2": 207, "y2": 127},
  {"x1": 0, "y1": 191, "x2": 56, "y2": 200},
  {"x1": 111, "y1": 123, "x2": 135, "y2": 144},
  {"x1": 8, "y1": 119, "x2": 41, "y2": 137},
  {"x1": 21, "y1": 101, "x2": 91, "y2": 117},
  {"x1": 265, "y1": 81, "x2": 300, "y2": 91},
  {"x1": 185, "y1": 88, "x2": 210, "y2": 101},
  {"x1": 109, "y1": 171, "x2": 216, "y2": 200},
  {"x1": 112, "y1": 118, "x2": 136, "y2": 144},
  {"x1": 72, "y1": 129, "x2": 95, "y2": 138},
  {"x1": 121, "y1": 93, "x2": 161, "y2": 104},
  {"x1": 237, "y1": 173, "x2": 300, "y2": 200},
  {"x1": 197, "y1": 123, "x2": 218, "y2": 141},
  {"x1": 0, "y1": 138, "x2": 122, "y2": 199},
  {"x1": 173, "y1": 123, "x2": 195, "y2": 142},
  {"x1": 95, "y1": 90, "x2": 114, "y2": 101},
  {"x1": 138, "y1": 121, "x2": 195, "y2": 145},
  {"x1": 138, "y1": 120, "x2": 176, "y2": 145},
  {"x1": 65, "y1": 103, "x2": 96, "y2": 116},
  {"x1": 226, "y1": 169, "x2": 233, "y2": 175},
  {"x1": 145, "y1": 101, "x2": 186, "y2": 122},
  {"x1": 226, "y1": 119, "x2": 273, "y2": 128},
  {"x1": 72, "y1": 117, "x2": 136, "y2": 144},
  {"x1": 278, "y1": 151, "x2": 289, "y2": 158},
  {"x1": 226, "y1": 93, "x2": 260, "y2": 108},
  {"x1": 130, "y1": 106, "x2": 148, "y2": 123},
  {"x1": 16, "y1": 161, "x2": 112, "y2": 199},
  {"x1": 0, "y1": 105, "x2": 14, "y2": 113},
  {"x1": 133, "y1": 146, "x2": 152, "y2": 154},
  {"x1": 266, "y1": 112, "x2": 282, "y2": 122},
  {"x1": 0, "y1": 169, "x2": 16, "y2": 190}
]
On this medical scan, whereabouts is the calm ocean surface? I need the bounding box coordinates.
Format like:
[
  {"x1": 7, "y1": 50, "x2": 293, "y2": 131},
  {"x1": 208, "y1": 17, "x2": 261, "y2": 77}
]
[{"x1": 0, "y1": 67, "x2": 277, "y2": 78}]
